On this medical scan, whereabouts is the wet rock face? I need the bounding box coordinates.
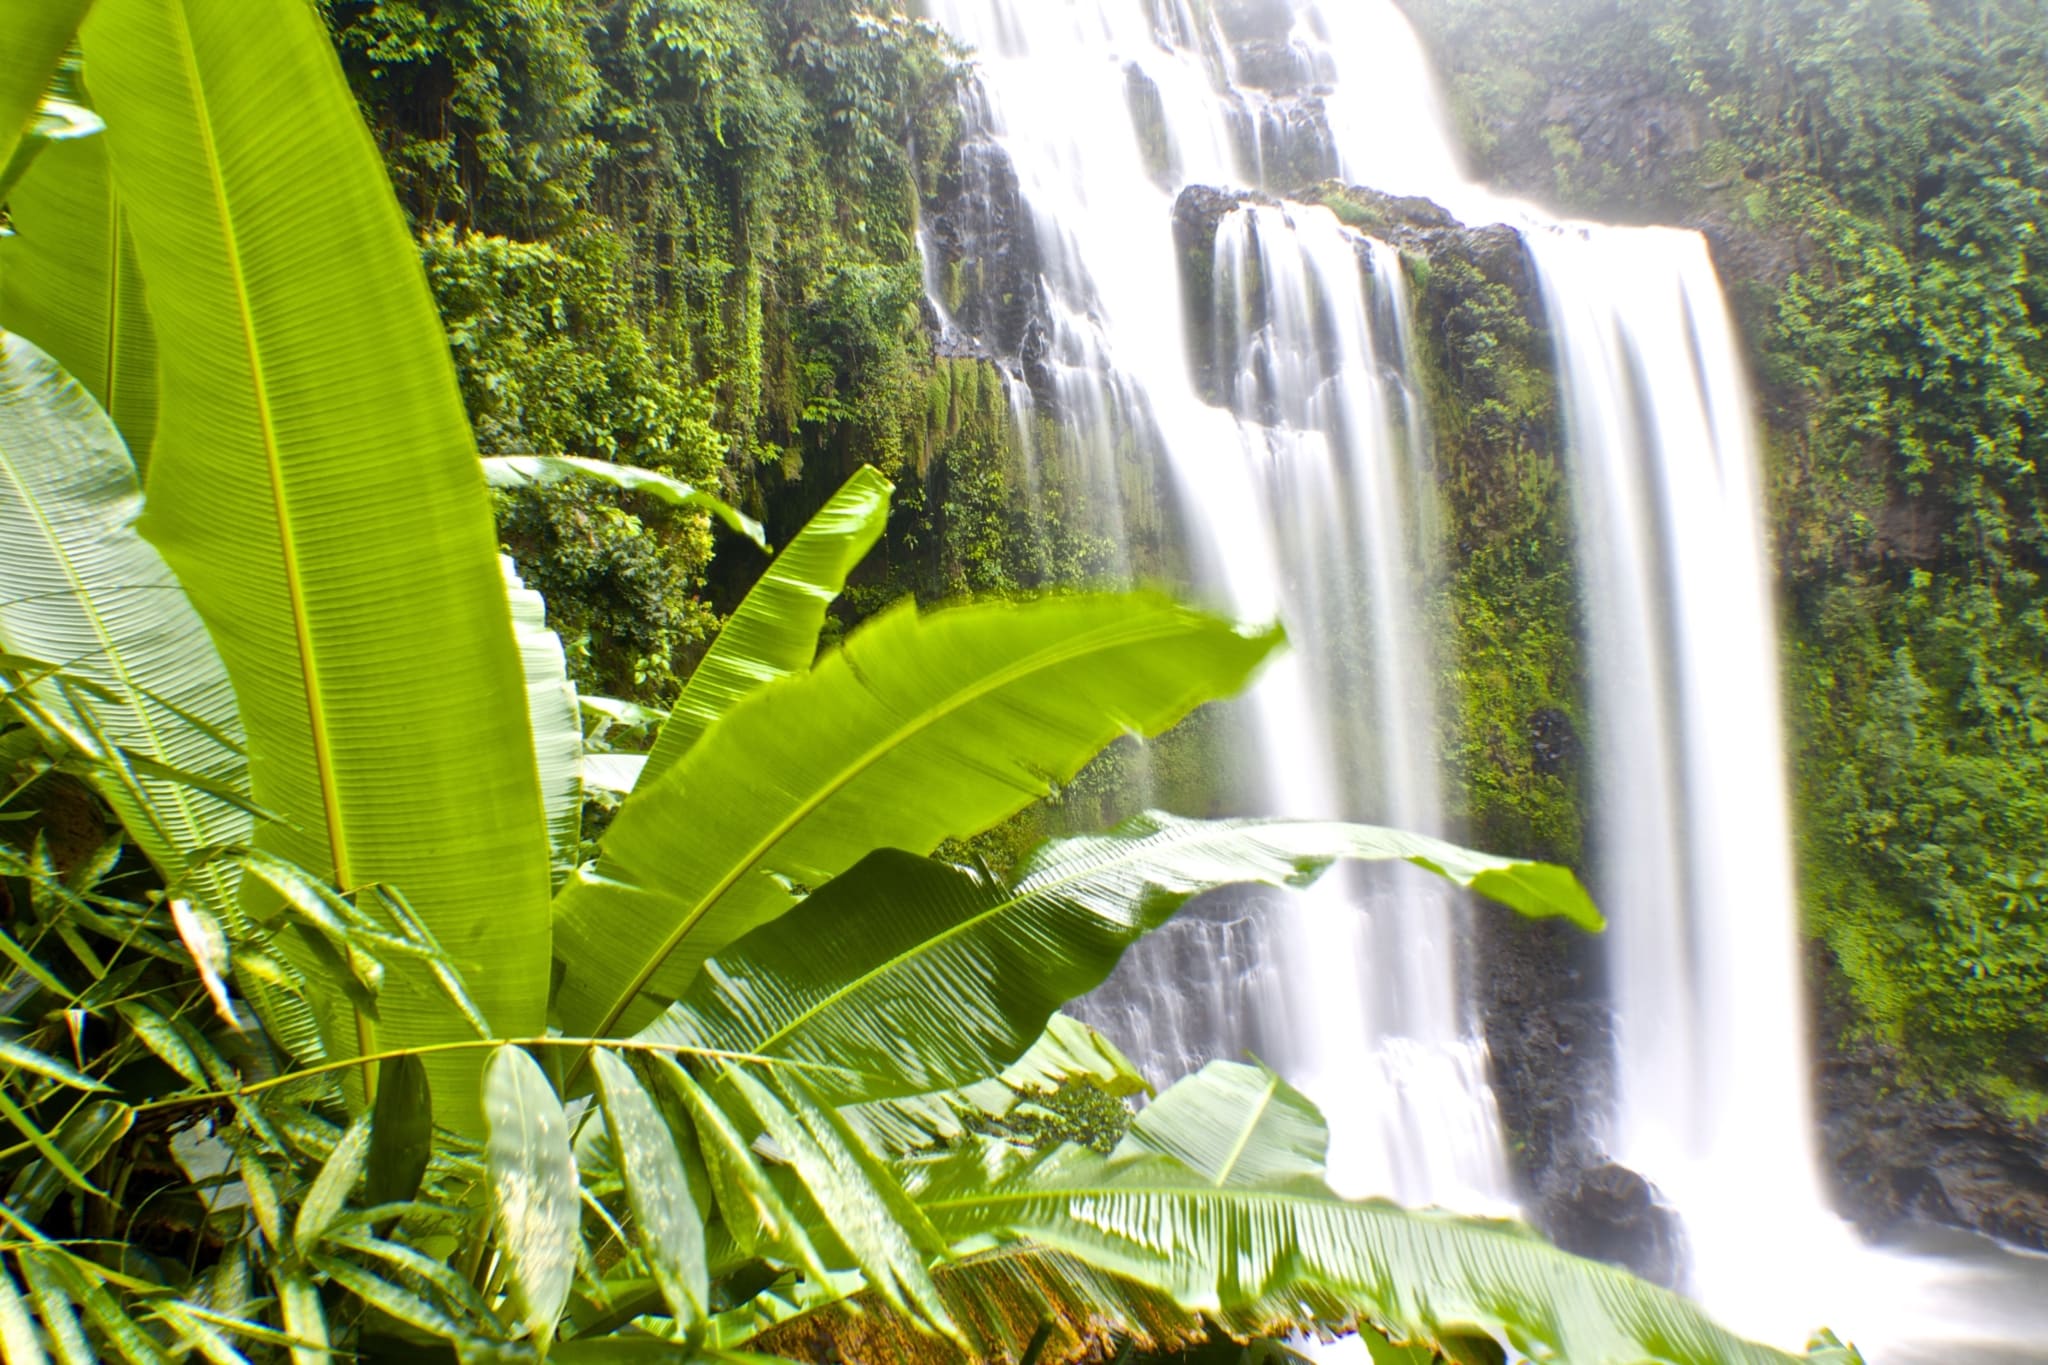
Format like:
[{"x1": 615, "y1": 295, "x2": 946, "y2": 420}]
[
  {"x1": 1814, "y1": 951, "x2": 2048, "y2": 1252},
  {"x1": 923, "y1": 133, "x2": 1044, "y2": 361},
  {"x1": 1473, "y1": 914, "x2": 1686, "y2": 1287},
  {"x1": 1540, "y1": 78, "x2": 1714, "y2": 196},
  {"x1": 1528, "y1": 707, "x2": 1576, "y2": 777},
  {"x1": 1169, "y1": 183, "x2": 1270, "y2": 406},
  {"x1": 1212, "y1": 0, "x2": 1297, "y2": 45},
  {"x1": 1230, "y1": 38, "x2": 1314, "y2": 94},
  {"x1": 1541, "y1": 1160, "x2": 1687, "y2": 1289}
]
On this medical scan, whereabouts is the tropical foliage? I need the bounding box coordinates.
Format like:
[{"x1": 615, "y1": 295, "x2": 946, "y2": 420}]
[{"x1": 0, "y1": 2, "x2": 1860, "y2": 1363}]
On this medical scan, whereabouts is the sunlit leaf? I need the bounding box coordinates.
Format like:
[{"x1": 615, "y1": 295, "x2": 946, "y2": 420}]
[
  {"x1": 170, "y1": 897, "x2": 237, "y2": 1027},
  {"x1": 0, "y1": 1258, "x2": 50, "y2": 1365},
  {"x1": 643, "y1": 1054, "x2": 832, "y2": 1286},
  {"x1": 504, "y1": 557, "x2": 581, "y2": 882},
  {"x1": 655, "y1": 812, "x2": 1598, "y2": 1109},
  {"x1": 555, "y1": 595, "x2": 1285, "y2": 1041},
  {"x1": 82, "y1": 0, "x2": 556, "y2": 1126},
  {"x1": 293, "y1": 1115, "x2": 370, "y2": 1251},
  {"x1": 642, "y1": 465, "x2": 891, "y2": 781},
  {"x1": 483, "y1": 454, "x2": 765, "y2": 548},
  {"x1": 1115, "y1": 1061, "x2": 1326, "y2": 1187},
  {"x1": 0, "y1": 2, "x2": 92, "y2": 185},
  {"x1": 276, "y1": 1269, "x2": 328, "y2": 1365},
  {"x1": 0, "y1": 1037, "x2": 108, "y2": 1093},
  {"x1": 592, "y1": 1049, "x2": 708, "y2": 1330},
  {"x1": 482, "y1": 1046, "x2": 581, "y2": 1345}
]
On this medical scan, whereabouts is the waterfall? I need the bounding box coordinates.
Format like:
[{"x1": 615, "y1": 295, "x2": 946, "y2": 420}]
[
  {"x1": 921, "y1": 0, "x2": 1514, "y2": 1211},
  {"x1": 915, "y1": 0, "x2": 2048, "y2": 1356}
]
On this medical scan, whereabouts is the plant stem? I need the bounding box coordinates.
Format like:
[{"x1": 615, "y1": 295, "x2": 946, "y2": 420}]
[{"x1": 127, "y1": 1036, "x2": 865, "y2": 1116}]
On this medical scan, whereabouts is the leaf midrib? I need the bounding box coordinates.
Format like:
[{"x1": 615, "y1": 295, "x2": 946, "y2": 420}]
[
  {"x1": 167, "y1": 0, "x2": 350, "y2": 890},
  {"x1": 1209, "y1": 1073, "x2": 1278, "y2": 1186},
  {"x1": 592, "y1": 607, "x2": 1235, "y2": 1039}
]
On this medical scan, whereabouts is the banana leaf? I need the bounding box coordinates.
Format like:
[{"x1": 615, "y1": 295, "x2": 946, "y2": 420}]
[
  {"x1": 840, "y1": 1013, "x2": 1148, "y2": 1156},
  {"x1": 906, "y1": 1136, "x2": 1802, "y2": 1365},
  {"x1": 481, "y1": 454, "x2": 764, "y2": 548},
  {"x1": 0, "y1": 334, "x2": 245, "y2": 940},
  {"x1": 552, "y1": 595, "x2": 1284, "y2": 1041},
  {"x1": 641, "y1": 466, "x2": 892, "y2": 784},
  {"x1": 0, "y1": 79, "x2": 158, "y2": 465},
  {"x1": 81, "y1": 0, "x2": 554, "y2": 1124},
  {"x1": 648, "y1": 811, "x2": 1599, "y2": 1107},
  {"x1": 503, "y1": 557, "x2": 580, "y2": 881},
  {"x1": 1115, "y1": 1061, "x2": 1327, "y2": 1188},
  {"x1": 0, "y1": 2, "x2": 92, "y2": 192}
]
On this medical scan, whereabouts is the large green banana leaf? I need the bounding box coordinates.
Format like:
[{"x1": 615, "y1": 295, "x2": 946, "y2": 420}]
[
  {"x1": 1115, "y1": 1060, "x2": 1327, "y2": 1187},
  {"x1": 905, "y1": 1135, "x2": 1802, "y2": 1365},
  {"x1": 0, "y1": 332, "x2": 244, "y2": 931},
  {"x1": 79, "y1": 0, "x2": 552, "y2": 1123},
  {"x1": 0, "y1": 107, "x2": 158, "y2": 465},
  {"x1": 552, "y1": 596, "x2": 1283, "y2": 1041},
  {"x1": 0, "y1": 3, "x2": 92, "y2": 189},
  {"x1": 641, "y1": 466, "x2": 893, "y2": 785},
  {"x1": 504, "y1": 557, "x2": 582, "y2": 881},
  {"x1": 648, "y1": 811, "x2": 1599, "y2": 1107}
]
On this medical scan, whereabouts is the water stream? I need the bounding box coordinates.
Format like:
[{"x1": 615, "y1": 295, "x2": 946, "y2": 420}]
[{"x1": 915, "y1": 0, "x2": 2048, "y2": 1357}]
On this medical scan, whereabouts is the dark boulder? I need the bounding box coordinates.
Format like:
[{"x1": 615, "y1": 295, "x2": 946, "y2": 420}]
[
  {"x1": 1814, "y1": 948, "x2": 2048, "y2": 1251},
  {"x1": 1540, "y1": 1159, "x2": 1687, "y2": 1288}
]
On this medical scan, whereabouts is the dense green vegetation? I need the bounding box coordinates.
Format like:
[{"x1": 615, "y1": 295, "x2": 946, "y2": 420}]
[
  {"x1": 1406, "y1": 0, "x2": 2048, "y2": 1114},
  {"x1": 315, "y1": 0, "x2": 973, "y2": 694},
  {"x1": 301, "y1": 0, "x2": 2048, "y2": 1118}
]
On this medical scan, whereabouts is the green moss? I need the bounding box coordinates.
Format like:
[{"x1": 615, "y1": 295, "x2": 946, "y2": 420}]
[{"x1": 1403, "y1": 240, "x2": 1584, "y2": 864}]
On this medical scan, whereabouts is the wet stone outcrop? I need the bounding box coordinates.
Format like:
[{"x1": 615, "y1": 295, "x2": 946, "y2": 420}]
[
  {"x1": 1170, "y1": 183, "x2": 1267, "y2": 404},
  {"x1": 1473, "y1": 910, "x2": 1685, "y2": 1286},
  {"x1": 1211, "y1": 0, "x2": 1297, "y2": 44},
  {"x1": 1543, "y1": 1160, "x2": 1687, "y2": 1288},
  {"x1": 1814, "y1": 951, "x2": 2048, "y2": 1252},
  {"x1": 923, "y1": 130, "x2": 1045, "y2": 369}
]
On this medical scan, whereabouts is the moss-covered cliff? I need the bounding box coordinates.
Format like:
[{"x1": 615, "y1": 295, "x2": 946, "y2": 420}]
[{"x1": 319, "y1": 0, "x2": 977, "y2": 694}]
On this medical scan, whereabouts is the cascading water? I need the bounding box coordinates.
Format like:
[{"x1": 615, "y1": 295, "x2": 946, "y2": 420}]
[
  {"x1": 915, "y1": 0, "x2": 2048, "y2": 1357},
  {"x1": 1529, "y1": 225, "x2": 1838, "y2": 1338},
  {"x1": 920, "y1": 0, "x2": 1515, "y2": 1212}
]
